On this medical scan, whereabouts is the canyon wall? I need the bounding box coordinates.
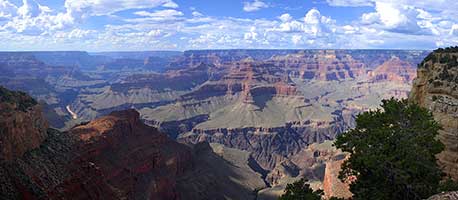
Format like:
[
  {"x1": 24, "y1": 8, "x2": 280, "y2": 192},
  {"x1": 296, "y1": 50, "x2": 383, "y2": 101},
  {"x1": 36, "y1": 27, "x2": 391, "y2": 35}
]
[
  {"x1": 0, "y1": 87, "x2": 266, "y2": 199},
  {"x1": 410, "y1": 49, "x2": 458, "y2": 179}
]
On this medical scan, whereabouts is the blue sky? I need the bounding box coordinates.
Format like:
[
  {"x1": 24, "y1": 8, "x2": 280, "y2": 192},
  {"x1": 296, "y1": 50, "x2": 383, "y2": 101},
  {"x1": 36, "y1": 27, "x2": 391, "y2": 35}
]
[{"x1": 0, "y1": 0, "x2": 457, "y2": 51}]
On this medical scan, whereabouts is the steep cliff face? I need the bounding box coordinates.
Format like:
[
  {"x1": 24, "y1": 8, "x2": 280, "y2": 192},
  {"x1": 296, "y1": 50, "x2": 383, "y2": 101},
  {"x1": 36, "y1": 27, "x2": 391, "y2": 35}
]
[
  {"x1": 0, "y1": 87, "x2": 48, "y2": 161},
  {"x1": 410, "y1": 49, "x2": 458, "y2": 179},
  {"x1": 69, "y1": 109, "x2": 193, "y2": 200},
  {"x1": 322, "y1": 156, "x2": 353, "y2": 199},
  {"x1": 0, "y1": 108, "x2": 192, "y2": 199}
]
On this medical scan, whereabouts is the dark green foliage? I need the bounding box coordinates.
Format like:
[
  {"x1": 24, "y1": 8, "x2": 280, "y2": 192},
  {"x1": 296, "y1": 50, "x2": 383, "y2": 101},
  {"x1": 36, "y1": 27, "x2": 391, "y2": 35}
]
[
  {"x1": 0, "y1": 86, "x2": 37, "y2": 112},
  {"x1": 433, "y1": 46, "x2": 458, "y2": 53},
  {"x1": 278, "y1": 178, "x2": 323, "y2": 200},
  {"x1": 334, "y1": 98, "x2": 445, "y2": 200},
  {"x1": 420, "y1": 46, "x2": 458, "y2": 68},
  {"x1": 438, "y1": 178, "x2": 458, "y2": 192},
  {"x1": 422, "y1": 53, "x2": 437, "y2": 65}
]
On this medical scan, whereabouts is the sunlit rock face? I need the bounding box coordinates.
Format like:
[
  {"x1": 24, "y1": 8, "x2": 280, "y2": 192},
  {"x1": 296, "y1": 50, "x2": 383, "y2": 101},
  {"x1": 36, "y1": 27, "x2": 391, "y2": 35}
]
[{"x1": 410, "y1": 50, "x2": 458, "y2": 180}]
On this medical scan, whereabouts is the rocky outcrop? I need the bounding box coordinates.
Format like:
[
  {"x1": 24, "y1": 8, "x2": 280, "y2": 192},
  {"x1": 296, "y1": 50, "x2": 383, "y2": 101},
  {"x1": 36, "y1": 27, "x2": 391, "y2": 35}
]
[
  {"x1": 0, "y1": 107, "x2": 193, "y2": 199},
  {"x1": 322, "y1": 156, "x2": 353, "y2": 199},
  {"x1": 0, "y1": 87, "x2": 48, "y2": 161},
  {"x1": 69, "y1": 109, "x2": 193, "y2": 199},
  {"x1": 410, "y1": 49, "x2": 458, "y2": 179},
  {"x1": 427, "y1": 191, "x2": 458, "y2": 200}
]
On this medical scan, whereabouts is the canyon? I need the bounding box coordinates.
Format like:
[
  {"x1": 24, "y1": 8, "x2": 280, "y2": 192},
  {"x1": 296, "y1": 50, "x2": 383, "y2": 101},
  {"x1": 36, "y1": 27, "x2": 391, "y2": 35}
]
[
  {"x1": 0, "y1": 87, "x2": 266, "y2": 199},
  {"x1": 0, "y1": 49, "x2": 430, "y2": 199}
]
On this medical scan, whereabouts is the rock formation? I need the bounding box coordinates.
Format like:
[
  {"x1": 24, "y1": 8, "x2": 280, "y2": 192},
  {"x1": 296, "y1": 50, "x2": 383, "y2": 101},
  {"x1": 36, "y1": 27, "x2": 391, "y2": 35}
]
[
  {"x1": 269, "y1": 50, "x2": 366, "y2": 81},
  {"x1": 0, "y1": 87, "x2": 267, "y2": 199},
  {"x1": 0, "y1": 49, "x2": 430, "y2": 199},
  {"x1": 0, "y1": 86, "x2": 48, "y2": 161},
  {"x1": 322, "y1": 156, "x2": 353, "y2": 199},
  {"x1": 410, "y1": 49, "x2": 458, "y2": 179},
  {"x1": 369, "y1": 56, "x2": 417, "y2": 83},
  {"x1": 427, "y1": 191, "x2": 458, "y2": 200}
]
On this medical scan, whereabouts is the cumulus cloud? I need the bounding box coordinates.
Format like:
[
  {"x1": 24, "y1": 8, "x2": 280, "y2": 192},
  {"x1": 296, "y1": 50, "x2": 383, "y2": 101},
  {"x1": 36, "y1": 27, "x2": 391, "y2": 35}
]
[
  {"x1": 243, "y1": 0, "x2": 268, "y2": 12},
  {"x1": 1, "y1": 0, "x2": 458, "y2": 50},
  {"x1": 359, "y1": 1, "x2": 438, "y2": 35},
  {"x1": 273, "y1": 8, "x2": 335, "y2": 37},
  {"x1": 1, "y1": 0, "x2": 74, "y2": 35},
  {"x1": 17, "y1": 0, "x2": 40, "y2": 18}
]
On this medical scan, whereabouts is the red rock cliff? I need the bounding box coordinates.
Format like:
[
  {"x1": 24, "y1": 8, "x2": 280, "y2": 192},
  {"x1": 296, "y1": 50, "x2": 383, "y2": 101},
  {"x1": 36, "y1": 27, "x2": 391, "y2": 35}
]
[
  {"x1": 0, "y1": 87, "x2": 48, "y2": 161},
  {"x1": 0, "y1": 87, "x2": 193, "y2": 200}
]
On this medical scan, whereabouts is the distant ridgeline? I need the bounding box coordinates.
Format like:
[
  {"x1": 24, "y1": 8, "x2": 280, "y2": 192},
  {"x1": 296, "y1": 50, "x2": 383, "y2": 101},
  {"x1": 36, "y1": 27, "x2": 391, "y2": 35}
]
[{"x1": 0, "y1": 51, "x2": 184, "y2": 71}]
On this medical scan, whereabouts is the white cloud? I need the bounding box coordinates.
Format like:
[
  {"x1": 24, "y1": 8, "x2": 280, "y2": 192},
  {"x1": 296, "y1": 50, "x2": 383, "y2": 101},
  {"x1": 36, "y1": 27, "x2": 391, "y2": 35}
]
[
  {"x1": 64, "y1": 0, "x2": 178, "y2": 16},
  {"x1": 17, "y1": 0, "x2": 40, "y2": 18},
  {"x1": 375, "y1": 2, "x2": 407, "y2": 29},
  {"x1": 273, "y1": 8, "x2": 335, "y2": 36},
  {"x1": 162, "y1": 1, "x2": 178, "y2": 8},
  {"x1": 450, "y1": 24, "x2": 458, "y2": 36},
  {"x1": 244, "y1": 26, "x2": 258, "y2": 40},
  {"x1": 326, "y1": 0, "x2": 373, "y2": 7},
  {"x1": 358, "y1": 1, "x2": 439, "y2": 35},
  {"x1": 278, "y1": 13, "x2": 292, "y2": 22},
  {"x1": 134, "y1": 9, "x2": 183, "y2": 18},
  {"x1": 0, "y1": 0, "x2": 17, "y2": 19},
  {"x1": 192, "y1": 11, "x2": 203, "y2": 17},
  {"x1": 361, "y1": 12, "x2": 378, "y2": 24},
  {"x1": 243, "y1": 0, "x2": 268, "y2": 12},
  {"x1": 1, "y1": 0, "x2": 458, "y2": 51},
  {"x1": 342, "y1": 25, "x2": 359, "y2": 34},
  {"x1": 291, "y1": 35, "x2": 302, "y2": 45},
  {"x1": 128, "y1": 9, "x2": 184, "y2": 23}
]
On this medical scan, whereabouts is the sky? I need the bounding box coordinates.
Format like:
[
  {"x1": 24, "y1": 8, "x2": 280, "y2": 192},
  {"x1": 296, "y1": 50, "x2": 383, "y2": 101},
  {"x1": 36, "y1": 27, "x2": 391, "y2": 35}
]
[{"x1": 0, "y1": 0, "x2": 457, "y2": 51}]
